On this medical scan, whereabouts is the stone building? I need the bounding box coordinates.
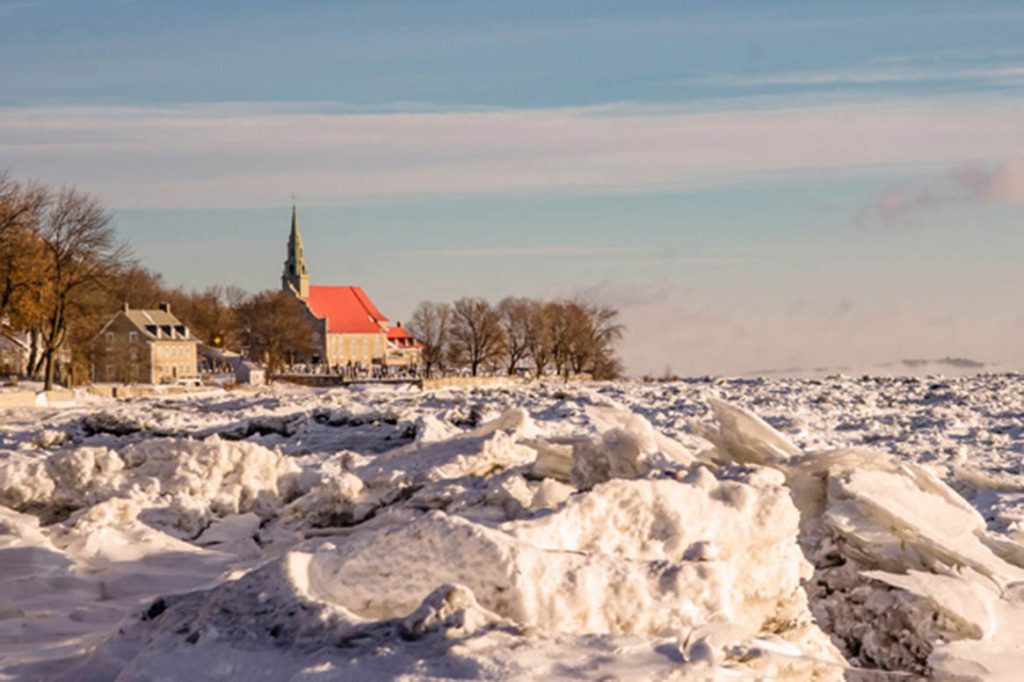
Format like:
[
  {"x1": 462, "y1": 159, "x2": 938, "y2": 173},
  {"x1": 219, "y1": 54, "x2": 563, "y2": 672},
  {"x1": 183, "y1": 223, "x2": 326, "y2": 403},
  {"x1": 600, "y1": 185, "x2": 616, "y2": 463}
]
[
  {"x1": 91, "y1": 303, "x2": 199, "y2": 384},
  {"x1": 282, "y1": 206, "x2": 420, "y2": 369}
]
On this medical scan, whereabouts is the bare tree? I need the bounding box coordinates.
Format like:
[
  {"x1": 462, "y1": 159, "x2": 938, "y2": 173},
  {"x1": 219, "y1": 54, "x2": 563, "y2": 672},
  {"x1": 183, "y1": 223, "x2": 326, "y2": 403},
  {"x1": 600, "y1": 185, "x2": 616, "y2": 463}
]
[
  {"x1": 0, "y1": 173, "x2": 48, "y2": 335},
  {"x1": 585, "y1": 303, "x2": 625, "y2": 379},
  {"x1": 496, "y1": 297, "x2": 532, "y2": 375},
  {"x1": 524, "y1": 300, "x2": 553, "y2": 378},
  {"x1": 542, "y1": 299, "x2": 625, "y2": 380},
  {"x1": 168, "y1": 285, "x2": 241, "y2": 349},
  {"x1": 448, "y1": 297, "x2": 504, "y2": 376},
  {"x1": 36, "y1": 188, "x2": 130, "y2": 389},
  {"x1": 546, "y1": 300, "x2": 574, "y2": 378},
  {"x1": 234, "y1": 291, "x2": 314, "y2": 375},
  {"x1": 561, "y1": 300, "x2": 595, "y2": 378},
  {"x1": 105, "y1": 265, "x2": 167, "y2": 309},
  {"x1": 406, "y1": 301, "x2": 451, "y2": 378}
]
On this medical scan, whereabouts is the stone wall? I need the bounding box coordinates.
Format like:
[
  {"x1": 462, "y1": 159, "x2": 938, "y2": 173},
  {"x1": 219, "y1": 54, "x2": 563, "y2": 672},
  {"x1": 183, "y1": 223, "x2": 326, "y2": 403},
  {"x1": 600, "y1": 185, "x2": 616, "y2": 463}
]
[
  {"x1": 0, "y1": 391, "x2": 36, "y2": 409},
  {"x1": 0, "y1": 389, "x2": 76, "y2": 409}
]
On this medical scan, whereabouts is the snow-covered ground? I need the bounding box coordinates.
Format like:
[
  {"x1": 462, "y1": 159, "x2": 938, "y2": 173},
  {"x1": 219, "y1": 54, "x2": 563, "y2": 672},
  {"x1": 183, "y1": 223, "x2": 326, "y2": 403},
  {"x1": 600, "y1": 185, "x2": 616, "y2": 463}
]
[{"x1": 1, "y1": 376, "x2": 1023, "y2": 680}]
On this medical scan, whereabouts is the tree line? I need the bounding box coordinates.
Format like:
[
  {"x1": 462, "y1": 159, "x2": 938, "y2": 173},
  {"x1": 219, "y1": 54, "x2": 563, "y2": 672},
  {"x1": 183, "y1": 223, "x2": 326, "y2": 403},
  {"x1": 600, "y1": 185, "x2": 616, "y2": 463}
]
[
  {"x1": 406, "y1": 297, "x2": 624, "y2": 380},
  {"x1": 2, "y1": 171, "x2": 625, "y2": 386}
]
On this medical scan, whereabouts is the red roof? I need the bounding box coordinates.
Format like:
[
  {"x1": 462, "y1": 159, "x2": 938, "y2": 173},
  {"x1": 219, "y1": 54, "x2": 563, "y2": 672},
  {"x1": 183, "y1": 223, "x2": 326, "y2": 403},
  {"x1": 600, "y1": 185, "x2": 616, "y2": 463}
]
[
  {"x1": 303, "y1": 286, "x2": 389, "y2": 334},
  {"x1": 386, "y1": 324, "x2": 422, "y2": 348},
  {"x1": 386, "y1": 325, "x2": 412, "y2": 341}
]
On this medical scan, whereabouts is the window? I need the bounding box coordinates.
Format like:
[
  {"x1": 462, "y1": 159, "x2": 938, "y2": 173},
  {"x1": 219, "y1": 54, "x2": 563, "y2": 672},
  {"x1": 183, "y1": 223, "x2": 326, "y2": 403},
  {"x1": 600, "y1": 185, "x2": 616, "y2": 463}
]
[
  {"x1": 105, "y1": 364, "x2": 114, "y2": 380},
  {"x1": 128, "y1": 331, "x2": 137, "y2": 343},
  {"x1": 129, "y1": 347, "x2": 138, "y2": 360},
  {"x1": 105, "y1": 331, "x2": 114, "y2": 342}
]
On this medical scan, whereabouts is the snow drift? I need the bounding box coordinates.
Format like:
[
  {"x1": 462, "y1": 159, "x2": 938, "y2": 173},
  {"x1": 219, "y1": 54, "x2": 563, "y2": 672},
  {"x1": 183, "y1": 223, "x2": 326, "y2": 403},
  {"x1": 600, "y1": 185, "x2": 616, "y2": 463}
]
[
  {"x1": 695, "y1": 397, "x2": 1024, "y2": 679},
  {"x1": 2, "y1": 380, "x2": 1023, "y2": 680}
]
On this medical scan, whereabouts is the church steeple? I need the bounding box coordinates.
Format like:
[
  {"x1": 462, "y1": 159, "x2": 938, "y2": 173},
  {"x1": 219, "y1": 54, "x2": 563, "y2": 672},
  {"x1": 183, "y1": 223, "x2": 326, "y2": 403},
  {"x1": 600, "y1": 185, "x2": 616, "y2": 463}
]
[{"x1": 282, "y1": 203, "x2": 309, "y2": 298}]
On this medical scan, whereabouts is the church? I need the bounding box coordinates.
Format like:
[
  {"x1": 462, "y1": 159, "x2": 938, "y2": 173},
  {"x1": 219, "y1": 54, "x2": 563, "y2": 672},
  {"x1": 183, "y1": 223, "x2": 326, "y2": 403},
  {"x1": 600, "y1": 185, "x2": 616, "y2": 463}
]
[{"x1": 281, "y1": 206, "x2": 420, "y2": 370}]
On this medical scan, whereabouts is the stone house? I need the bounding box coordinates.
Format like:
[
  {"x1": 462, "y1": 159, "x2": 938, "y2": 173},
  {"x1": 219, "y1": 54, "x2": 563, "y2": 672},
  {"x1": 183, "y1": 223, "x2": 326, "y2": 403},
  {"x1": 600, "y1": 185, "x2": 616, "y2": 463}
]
[{"x1": 92, "y1": 303, "x2": 199, "y2": 384}]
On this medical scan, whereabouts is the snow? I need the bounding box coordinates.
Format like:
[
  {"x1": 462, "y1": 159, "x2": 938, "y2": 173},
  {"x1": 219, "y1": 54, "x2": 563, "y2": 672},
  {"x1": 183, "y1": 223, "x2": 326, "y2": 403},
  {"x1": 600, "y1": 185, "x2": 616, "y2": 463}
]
[{"x1": 1, "y1": 375, "x2": 1023, "y2": 679}]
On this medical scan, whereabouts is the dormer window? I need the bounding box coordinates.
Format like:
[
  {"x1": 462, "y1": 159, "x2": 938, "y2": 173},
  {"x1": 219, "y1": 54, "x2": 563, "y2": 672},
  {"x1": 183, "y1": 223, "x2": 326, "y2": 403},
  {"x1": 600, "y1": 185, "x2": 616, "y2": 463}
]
[
  {"x1": 175, "y1": 325, "x2": 187, "y2": 338},
  {"x1": 160, "y1": 325, "x2": 172, "y2": 337},
  {"x1": 146, "y1": 325, "x2": 158, "y2": 336}
]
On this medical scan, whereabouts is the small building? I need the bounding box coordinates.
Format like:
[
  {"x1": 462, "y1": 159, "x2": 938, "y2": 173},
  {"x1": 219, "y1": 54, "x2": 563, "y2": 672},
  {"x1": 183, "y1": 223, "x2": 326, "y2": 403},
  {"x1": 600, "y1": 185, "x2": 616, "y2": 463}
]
[
  {"x1": 384, "y1": 322, "x2": 422, "y2": 368},
  {"x1": 92, "y1": 303, "x2": 199, "y2": 384},
  {"x1": 235, "y1": 361, "x2": 266, "y2": 386}
]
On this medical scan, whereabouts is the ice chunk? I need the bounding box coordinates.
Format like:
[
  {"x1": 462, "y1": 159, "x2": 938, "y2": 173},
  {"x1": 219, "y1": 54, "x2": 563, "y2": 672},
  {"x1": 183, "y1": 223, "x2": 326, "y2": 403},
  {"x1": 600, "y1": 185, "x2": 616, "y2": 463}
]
[
  {"x1": 698, "y1": 396, "x2": 1024, "y2": 678},
  {"x1": 531, "y1": 408, "x2": 696, "y2": 490},
  {"x1": 693, "y1": 398, "x2": 802, "y2": 466},
  {"x1": 355, "y1": 409, "x2": 538, "y2": 488},
  {"x1": 399, "y1": 583, "x2": 509, "y2": 640},
  {"x1": 305, "y1": 473, "x2": 820, "y2": 648}
]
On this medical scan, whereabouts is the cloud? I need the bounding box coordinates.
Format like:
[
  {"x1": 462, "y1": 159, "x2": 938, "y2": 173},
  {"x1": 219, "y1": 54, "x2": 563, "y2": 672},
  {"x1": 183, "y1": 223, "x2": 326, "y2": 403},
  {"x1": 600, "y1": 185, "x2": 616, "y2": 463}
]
[
  {"x1": 954, "y1": 158, "x2": 1024, "y2": 203},
  {"x1": 0, "y1": 1, "x2": 42, "y2": 17},
  {"x1": 685, "y1": 64, "x2": 1024, "y2": 88},
  {"x1": 569, "y1": 279, "x2": 674, "y2": 308},
  {"x1": 395, "y1": 246, "x2": 653, "y2": 258},
  {"x1": 1, "y1": 98, "x2": 1023, "y2": 208},
  {"x1": 898, "y1": 357, "x2": 986, "y2": 370},
  {"x1": 860, "y1": 158, "x2": 1024, "y2": 224}
]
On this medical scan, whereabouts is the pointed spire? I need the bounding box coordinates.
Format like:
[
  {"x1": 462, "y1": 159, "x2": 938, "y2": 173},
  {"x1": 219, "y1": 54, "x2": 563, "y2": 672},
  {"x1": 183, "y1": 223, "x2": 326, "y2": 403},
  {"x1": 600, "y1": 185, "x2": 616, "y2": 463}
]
[{"x1": 282, "y1": 201, "x2": 309, "y2": 298}]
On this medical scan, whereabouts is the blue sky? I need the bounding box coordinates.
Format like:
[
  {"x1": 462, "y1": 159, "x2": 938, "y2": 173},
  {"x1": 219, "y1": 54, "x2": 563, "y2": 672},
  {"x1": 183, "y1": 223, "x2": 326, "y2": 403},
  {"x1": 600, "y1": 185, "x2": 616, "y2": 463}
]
[{"x1": 2, "y1": 1, "x2": 1023, "y2": 374}]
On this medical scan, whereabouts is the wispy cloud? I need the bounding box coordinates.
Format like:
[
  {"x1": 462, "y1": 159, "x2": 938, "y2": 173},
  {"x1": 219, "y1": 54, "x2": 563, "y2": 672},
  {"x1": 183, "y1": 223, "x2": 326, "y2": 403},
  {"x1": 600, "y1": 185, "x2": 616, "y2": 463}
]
[
  {"x1": 568, "y1": 279, "x2": 675, "y2": 308},
  {"x1": 394, "y1": 246, "x2": 653, "y2": 258},
  {"x1": 860, "y1": 158, "x2": 1024, "y2": 225},
  {"x1": 1, "y1": 98, "x2": 1022, "y2": 209},
  {"x1": 686, "y1": 64, "x2": 1024, "y2": 88},
  {"x1": 0, "y1": 1, "x2": 43, "y2": 18}
]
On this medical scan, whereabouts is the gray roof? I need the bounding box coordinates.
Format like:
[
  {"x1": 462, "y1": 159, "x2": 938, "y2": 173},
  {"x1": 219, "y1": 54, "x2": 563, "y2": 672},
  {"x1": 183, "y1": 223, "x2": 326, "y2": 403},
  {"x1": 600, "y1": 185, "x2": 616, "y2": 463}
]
[{"x1": 120, "y1": 309, "x2": 195, "y2": 341}]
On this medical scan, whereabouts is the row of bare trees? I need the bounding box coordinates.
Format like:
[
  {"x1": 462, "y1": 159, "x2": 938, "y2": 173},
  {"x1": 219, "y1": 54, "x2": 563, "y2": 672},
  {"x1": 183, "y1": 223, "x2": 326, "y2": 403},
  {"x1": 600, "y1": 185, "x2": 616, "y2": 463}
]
[{"x1": 406, "y1": 297, "x2": 624, "y2": 380}]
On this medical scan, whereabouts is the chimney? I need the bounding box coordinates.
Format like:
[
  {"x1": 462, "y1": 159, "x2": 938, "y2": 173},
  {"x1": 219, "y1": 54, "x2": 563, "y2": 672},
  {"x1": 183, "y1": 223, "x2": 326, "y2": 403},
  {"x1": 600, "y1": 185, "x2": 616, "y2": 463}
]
[
  {"x1": 158, "y1": 302, "x2": 171, "y2": 313},
  {"x1": 121, "y1": 302, "x2": 130, "y2": 312}
]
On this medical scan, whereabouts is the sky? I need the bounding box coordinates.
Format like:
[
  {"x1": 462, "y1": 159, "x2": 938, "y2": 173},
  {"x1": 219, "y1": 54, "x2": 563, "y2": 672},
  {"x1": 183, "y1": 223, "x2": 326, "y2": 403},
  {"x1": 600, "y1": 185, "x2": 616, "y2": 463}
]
[{"x1": 1, "y1": 0, "x2": 1023, "y2": 376}]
